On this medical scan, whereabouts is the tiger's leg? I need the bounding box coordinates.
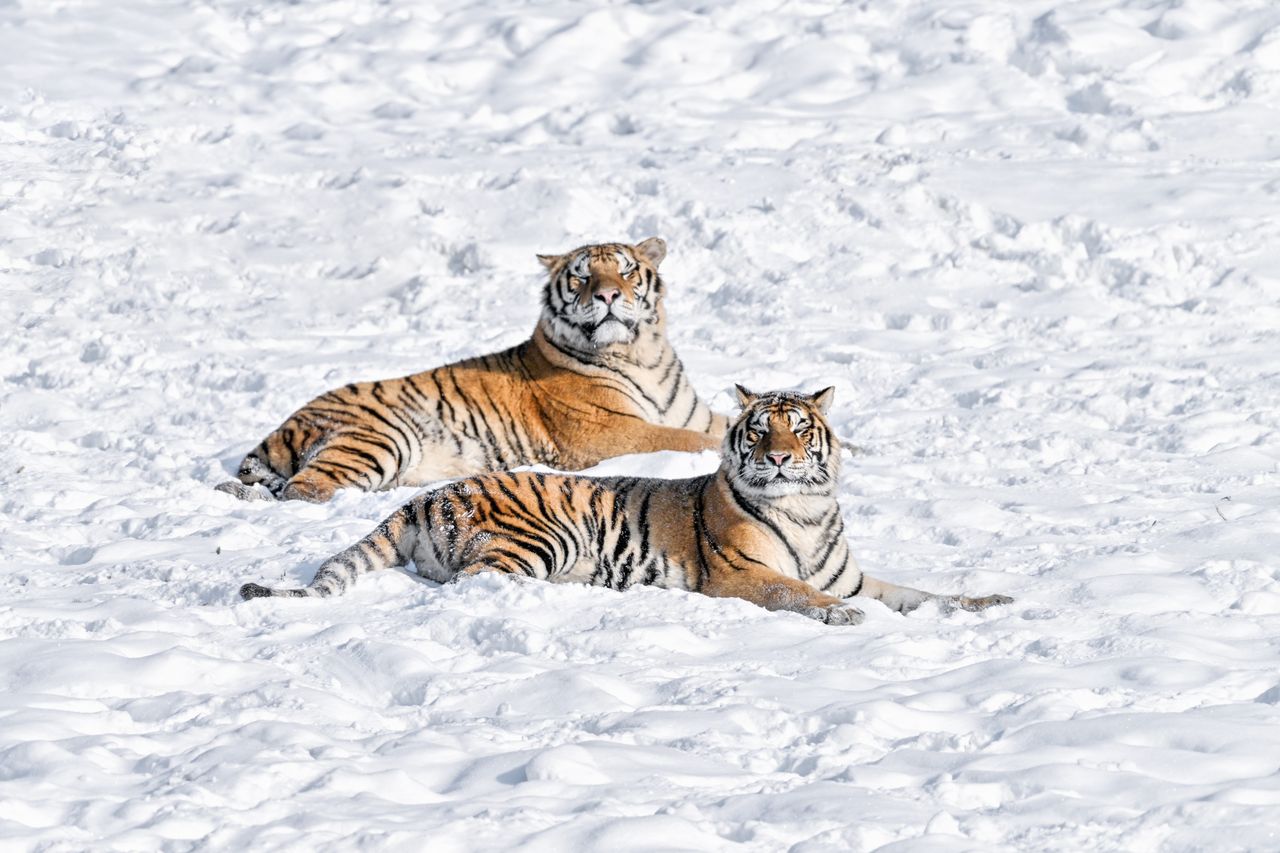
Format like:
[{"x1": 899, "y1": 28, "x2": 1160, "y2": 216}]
[
  {"x1": 279, "y1": 441, "x2": 389, "y2": 503},
  {"x1": 702, "y1": 567, "x2": 865, "y2": 625},
  {"x1": 218, "y1": 419, "x2": 326, "y2": 501},
  {"x1": 614, "y1": 423, "x2": 722, "y2": 455},
  {"x1": 856, "y1": 575, "x2": 1013, "y2": 614},
  {"x1": 563, "y1": 420, "x2": 721, "y2": 469}
]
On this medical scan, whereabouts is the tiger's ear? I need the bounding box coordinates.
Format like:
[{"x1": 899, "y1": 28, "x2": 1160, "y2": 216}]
[
  {"x1": 536, "y1": 253, "x2": 562, "y2": 271},
  {"x1": 633, "y1": 237, "x2": 667, "y2": 268},
  {"x1": 734, "y1": 384, "x2": 760, "y2": 408},
  {"x1": 808, "y1": 386, "x2": 835, "y2": 414}
]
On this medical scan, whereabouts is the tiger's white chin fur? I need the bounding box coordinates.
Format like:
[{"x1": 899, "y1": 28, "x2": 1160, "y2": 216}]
[{"x1": 589, "y1": 318, "x2": 636, "y2": 346}]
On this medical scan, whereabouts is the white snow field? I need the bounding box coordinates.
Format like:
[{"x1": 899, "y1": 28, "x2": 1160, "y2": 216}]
[{"x1": 4, "y1": 0, "x2": 1280, "y2": 849}]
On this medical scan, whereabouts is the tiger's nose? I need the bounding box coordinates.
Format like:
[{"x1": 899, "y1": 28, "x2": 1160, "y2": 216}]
[
  {"x1": 767, "y1": 452, "x2": 791, "y2": 467},
  {"x1": 594, "y1": 289, "x2": 621, "y2": 306}
]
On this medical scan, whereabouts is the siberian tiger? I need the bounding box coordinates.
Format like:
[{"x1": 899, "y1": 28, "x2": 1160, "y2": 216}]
[
  {"x1": 239, "y1": 386, "x2": 1013, "y2": 625},
  {"x1": 217, "y1": 238, "x2": 726, "y2": 503}
]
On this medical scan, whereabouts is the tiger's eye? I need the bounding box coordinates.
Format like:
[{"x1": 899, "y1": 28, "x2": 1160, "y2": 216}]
[{"x1": 747, "y1": 431, "x2": 760, "y2": 443}]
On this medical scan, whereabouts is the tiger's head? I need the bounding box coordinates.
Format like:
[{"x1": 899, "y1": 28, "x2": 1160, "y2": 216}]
[
  {"x1": 536, "y1": 238, "x2": 667, "y2": 353},
  {"x1": 725, "y1": 386, "x2": 839, "y2": 498}
]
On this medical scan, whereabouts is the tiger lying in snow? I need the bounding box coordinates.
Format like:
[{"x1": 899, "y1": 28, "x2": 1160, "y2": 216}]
[
  {"x1": 218, "y1": 237, "x2": 725, "y2": 503},
  {"x1": 240, "y1": 386, "x2": 1012, "y2": 625}
]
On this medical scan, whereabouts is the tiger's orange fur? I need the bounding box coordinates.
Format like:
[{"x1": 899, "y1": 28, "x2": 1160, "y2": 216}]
[{"x1": 218, "y1": 238, "x2": 726, "y2": 502}]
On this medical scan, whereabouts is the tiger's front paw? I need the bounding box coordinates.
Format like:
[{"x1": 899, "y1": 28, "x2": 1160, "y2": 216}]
[
  {"x1": 802, "y1": 604, "x2": 866, "y2": 626},
  {"x1": 957, "y1": 593, "x2": 1014, "y2": 612},
  {"x1": 215, "y1": 481, "x2": 274, "y2": 502}
]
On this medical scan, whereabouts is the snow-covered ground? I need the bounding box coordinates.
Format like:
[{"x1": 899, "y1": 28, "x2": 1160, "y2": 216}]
[{"x1": 4, "y1": 0, "x2": 1280, "y2": 848}]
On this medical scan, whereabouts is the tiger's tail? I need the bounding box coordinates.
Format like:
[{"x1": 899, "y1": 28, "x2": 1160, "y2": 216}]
[{"x1": 239, "y1": 505, "x2": 419, "y2": 600}]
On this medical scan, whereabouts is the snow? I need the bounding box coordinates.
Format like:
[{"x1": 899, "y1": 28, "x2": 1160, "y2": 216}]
[{"x1": 3, "y1": 0, "x2": 1280, "y2": 848}]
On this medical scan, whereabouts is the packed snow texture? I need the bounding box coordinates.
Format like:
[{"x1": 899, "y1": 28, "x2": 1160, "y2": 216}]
[{"x1": 4, "y1": 0, "x2": 1280, "y2": 849}]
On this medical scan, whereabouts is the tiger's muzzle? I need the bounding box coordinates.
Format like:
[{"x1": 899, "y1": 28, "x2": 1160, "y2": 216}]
[{"x1": 582, "y1": 288, "x2": 640, "y2": 343}]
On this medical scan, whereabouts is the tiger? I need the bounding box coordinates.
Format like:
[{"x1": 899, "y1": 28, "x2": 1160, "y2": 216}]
[
  {"x1": 216, "y1": 237, "x2": 726, "y2": 503},
  {"x1": 238, "y1": 385, "x2": 1013, "y2": 625}
]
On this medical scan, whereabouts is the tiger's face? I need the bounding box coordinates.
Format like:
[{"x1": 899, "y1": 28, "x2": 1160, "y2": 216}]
[
  {"x1": 726, "y1": 387, "x2": 838, "y2": 497},
  {"x1": 537, "y1": 238, "x2": 666, "y2": 351}
]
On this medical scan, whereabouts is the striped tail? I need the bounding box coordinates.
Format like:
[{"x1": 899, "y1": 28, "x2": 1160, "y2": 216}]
[{"x1": 239, "y1": 505, "x2": 418, "y2": 600}]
